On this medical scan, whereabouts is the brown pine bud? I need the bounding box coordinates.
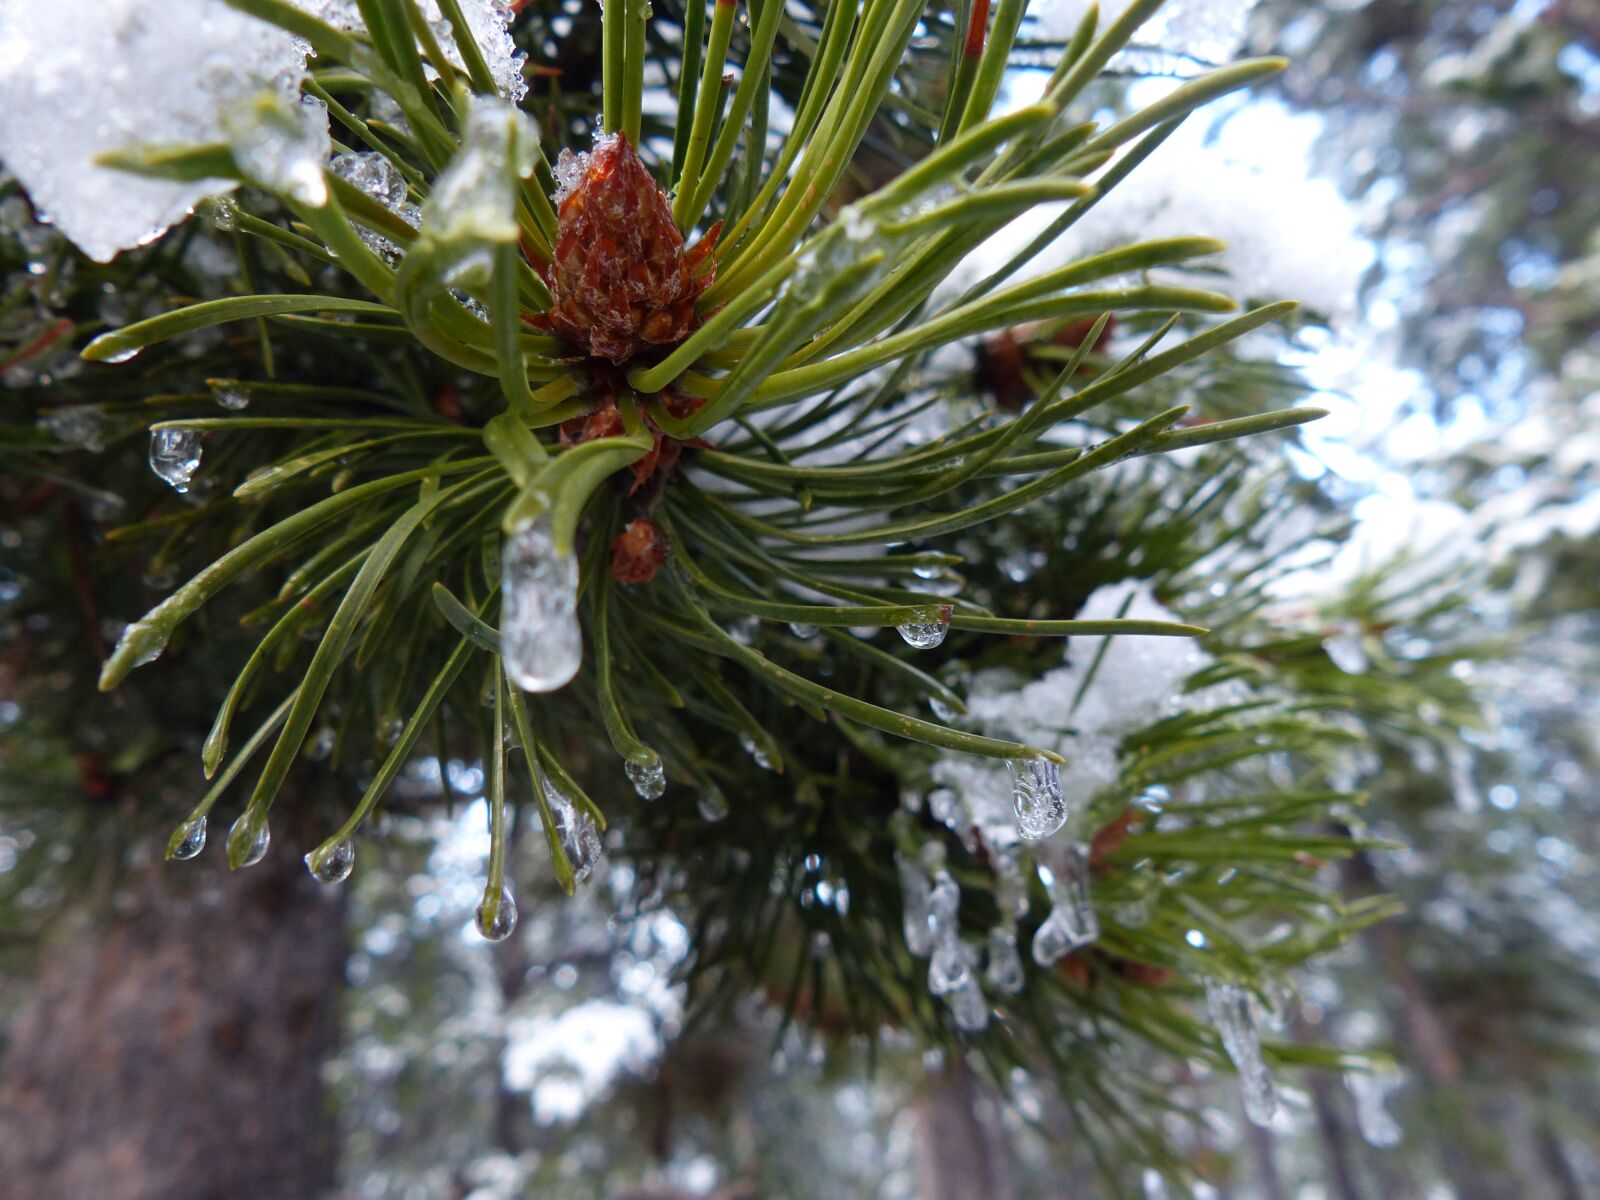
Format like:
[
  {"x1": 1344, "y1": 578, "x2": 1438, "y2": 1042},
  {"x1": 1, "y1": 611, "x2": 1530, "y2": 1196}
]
[{"x1": 542, "y1": 134, "x2": 718, "y2": 363}]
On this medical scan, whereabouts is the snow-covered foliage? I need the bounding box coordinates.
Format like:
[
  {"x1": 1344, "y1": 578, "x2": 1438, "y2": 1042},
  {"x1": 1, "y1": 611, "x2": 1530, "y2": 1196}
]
[
  {"x1": 0, "y1": 0, "x2": 524, "y2": 262},
  {"x1": 930, "y1": 580, "x2": 1212, "y2": 848},
  {"x1": 1037, "y1": 0, "x2": 1258, "y2": 70}
]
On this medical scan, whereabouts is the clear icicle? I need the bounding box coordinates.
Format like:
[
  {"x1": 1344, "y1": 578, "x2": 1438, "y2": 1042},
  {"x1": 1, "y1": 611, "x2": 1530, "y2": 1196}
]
[
  {"x1": 896, "y1": 606, "x2": 951, "y2": 649},
  {"x1": 148, "y1": 428, "x2": 203, "y2": 493},
  {"x1": 624, "y1": 753, "x2": 666, "y2": 800},
  {"x1": 169, "y1": 816, "x2": 207, "y2": 860},
  {"x1": 1347, "y1": 1071, "x2": 1404, "y2": 1147},
  {"x1": 928, "y1": 935, "x2": 971, "y2": 996},
  {"x1": 427, "y1": 95, "x2": 538, "y2": 244},
  {"x1": 1204, "y1": 979, "x2": 1278, "y2": 1125},
  {"x1": 985, "y1": 926, "x2": 1025, "y2": 995},
  {"x1": 928, "y1": 868, "x2": 960, "y2": 935},
  {"x1": 501, "y1": 514, "x2": 582, "y2": 692},
  {"x1": 226, "y1": 812, "x2": 270, "y2": 868},
  {"x1": 222, "y1": 92, "x2": 331, "y2": 207},
  {"x1": 1009, "y1": 755, "x2": 1067, "y2": 841},
  {"x1": 547, "y1": 779, "x2": 603, "y2": 883},
  {"x1": 897, "y1": 854, "x2": 934, "y2": 957},
  {"x1": 475, "y1": 884, "x2": 518, "y2": 940},
  {"x1": 304, "y1": 838, "x2": 355, "y2": 884},
  {"x1": 1032, "y1": 842, "x2": 1098, "y2": 965},
  {"x1": 948, "y1": 976, "x2": 990, "y2": 1032}
]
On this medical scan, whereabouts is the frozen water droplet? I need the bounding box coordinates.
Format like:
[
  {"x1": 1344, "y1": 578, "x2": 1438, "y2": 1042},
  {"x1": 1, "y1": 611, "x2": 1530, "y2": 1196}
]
[
  {"x1": 1009, "y1": 756, "x2": 1067, "y2": 841},
  {"x1": 475, "y1": 884, "x2": 519, "y2": 940},
  {"x1": 897, "y1": 854, "x2": 933, "y2": 957},
  {"x1": 928, "y1": 935, "x2": 970, "y2": 995},
  {"x1": 697, "y1": 790, "x2": 729, "y2": 822},
  {"x1": 985, "y1": 926, "x2": 1025, "y2": 994},
  {"x1": 304, "y1": 838, "x2": 355, "y2": 884},
  {"x1": 223, "y1": 92, "x2": 331, "y2": 207},
  {"x1": 211, "y1": 381, "x2": 250, "y2": 410},
  {"x1": 547, "y1": 779, "x2": 603, "y2": 883},
  {"x1": 100, "y1": 344, "x2": 142, "y2": 364},
  {"x1": 1324, "y1": 624, "x2": 1368, "y2": 674},
  {"x1": 949, "y1": 976, "x2": 990, "y2": 1032},
  {"x1": 501, "y1": 515, "x2": 582, "y2": 692},
  {"x1": 306, "y1": 726, "x2": 335, "y2": 762},
  {"x1": 380, "y1": 717, "x2": 404, "y2": 746},
  {"x1": 624, "y1": 753, "x2": 665, "y2": 800},
  {"x1": 429, "y1": 95, "x2": 538, "y2": 243},
  {"x1": 788, "y1": 622, "x2": 819, "y2": 640},
  {"x1": 148, "y1": 428, "x2": 203, "y2": 493},
  {"x1": 912, "y1": 562, "x2": 941, "y2": 581},
  {"x1": 928, "y1": 786, "x2": 965, "y2": 831},
  {"x1": 1031, "y1": 842, "x2": 1098, "y2": 965},
  {"x1": 928, "y1": 695, "x2": 959, "y2": 721},
  {"x1": 1347, "y1": 1071, "x2": 1403, "y2": 1147},
  {"x1": 169, "y1": 816, "x2": 207, "y2": 860},
  {"x1": 227, "y1": 812, "x2": 270, "y2": 868},
  {"x1": 1204, "y1": 979, "x2": 1277, "y2": 1125},
  {"x1": 896, "y1": 606, "x2": 951, "y2": 649},
  {"x1": 739, "y1": 732, "x2": 773, "y2": 770}
]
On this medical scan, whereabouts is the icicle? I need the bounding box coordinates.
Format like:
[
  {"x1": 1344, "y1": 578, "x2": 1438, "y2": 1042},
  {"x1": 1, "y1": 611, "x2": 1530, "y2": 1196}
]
[
  {"x1": 475, "y1": 883, "x2": 519, "y2": 940},
  {"x1": 1347, "y1": 1071, "x2": 1403, "y2": 1147},
  {"x1": 428, "y1": 95, "x2": 538, "y2": 243},
  {"x1": 895, "y1": 605, "x2": 951, "y2": 649},
  {"x1": 547, "y1": 779, "x2": 603, "y2": 883},
  {"x1": 928, "y1": 935, "x2": 971, "y2": 996},
  {"x1": 148, "y1": 428, "x2": 203, "y2": 493},
  {"x1": 948, "y1": 976, "x2": 990, "y2": 1032},
  {"x1": 985, "y1": 926, "x2": 1025, "y2": 995},
  {"x1": 168, "y1": 816, "x2": 207, "y2": 861},
  {"x1": 500, "y1": 514, "x2": 582, "y2": 692},
  {"x1": 925, "y1": 869, "x2": 968, "y2": 994},
  {"x1": 304, "y1": 838, "x2": 355, "y2": 884},
  {"x1": 624, "y1": 753, "x2": 666, "y2": 800},
  {"x1": 1204, "y1": 979, "x2": 1277, "y2": 1125},
  {"x1": 1031, "y1": 842, "x2": 1098, "y2": 965},
  {"x1": 223, "y1": 93, "x2": 331, "y2": 207},
  {"x1": 226, "y1": 812, "x2": 270, "y2": 868},
  {"x1": 1009, "y1": 755, "x2": 1067, "y2": 841},
  {"x1": 897, "y1": 854, "x2": 934, "y2": 957},
  {"x1": 994, "y1": 848, "x2": 1030, "y2": 920}
]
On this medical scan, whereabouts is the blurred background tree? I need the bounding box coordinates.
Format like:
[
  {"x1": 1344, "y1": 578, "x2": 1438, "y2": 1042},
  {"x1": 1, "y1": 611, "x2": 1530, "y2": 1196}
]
[{"x1": 0, "y1": 0, "x2": 1596, "y2": 1198}]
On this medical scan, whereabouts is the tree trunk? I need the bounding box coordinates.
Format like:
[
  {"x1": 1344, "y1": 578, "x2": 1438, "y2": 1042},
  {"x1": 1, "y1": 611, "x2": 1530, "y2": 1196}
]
[
  {"x1": 914, "y1": 1060, "x2": 1016, "y2": 1200},
  {"x1": 0, "y1": 828, "x2": 347, "y2": 1200}
]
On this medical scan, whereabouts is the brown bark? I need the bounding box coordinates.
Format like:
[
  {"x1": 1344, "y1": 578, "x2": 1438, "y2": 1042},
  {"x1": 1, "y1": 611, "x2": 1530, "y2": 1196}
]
[
  {"x1": 914, "y1": 1061, "x2": 1015, "y2": 1200},
  {"x1": 0, "y1": 831, "x2": 347, "y2": 1200}
]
